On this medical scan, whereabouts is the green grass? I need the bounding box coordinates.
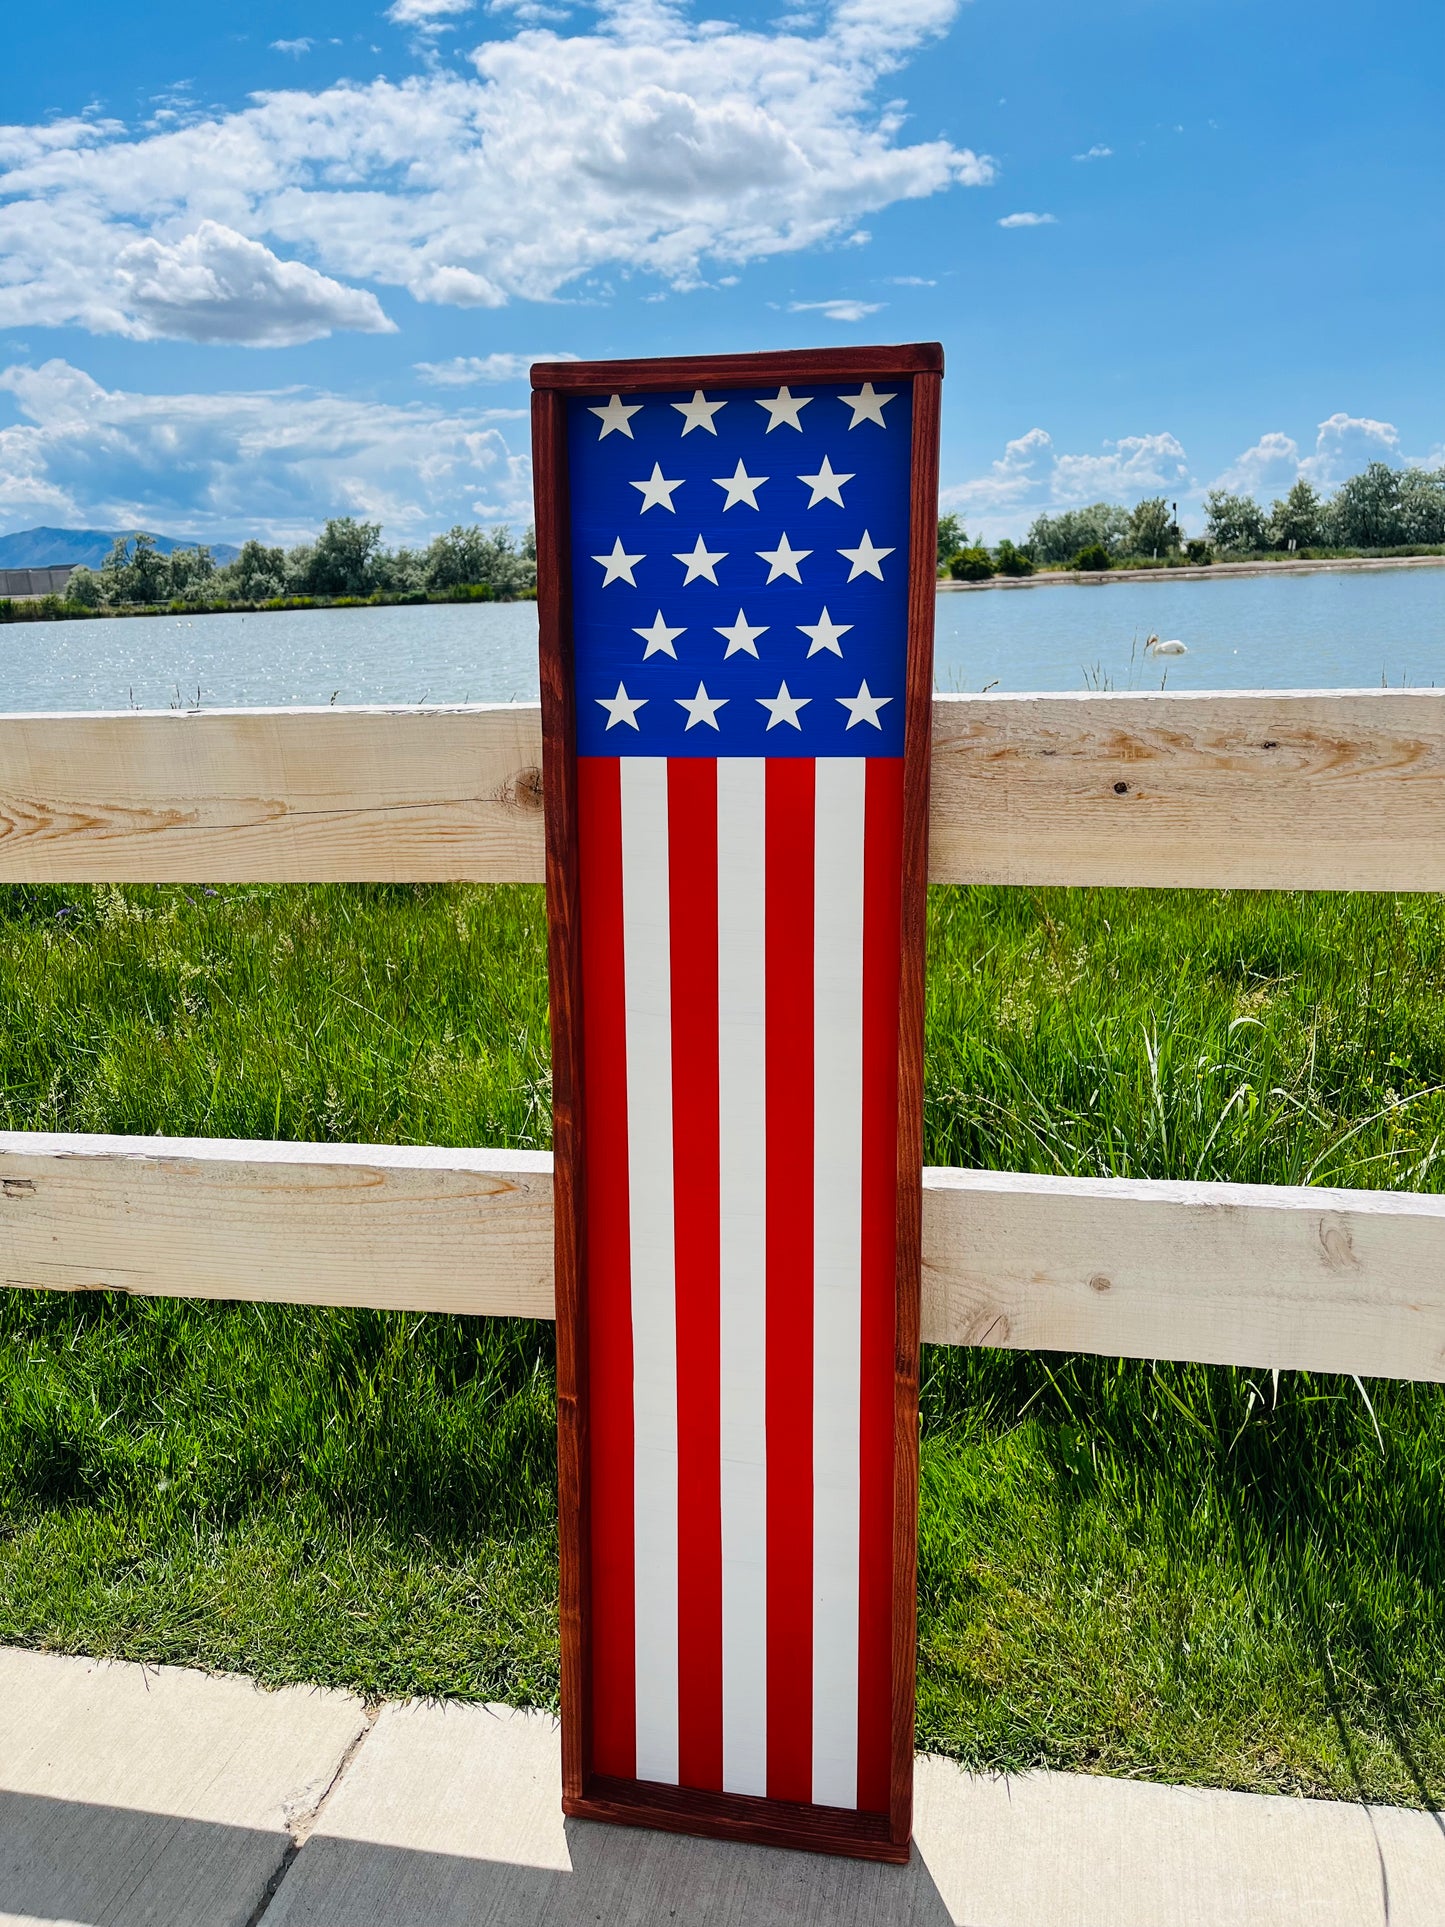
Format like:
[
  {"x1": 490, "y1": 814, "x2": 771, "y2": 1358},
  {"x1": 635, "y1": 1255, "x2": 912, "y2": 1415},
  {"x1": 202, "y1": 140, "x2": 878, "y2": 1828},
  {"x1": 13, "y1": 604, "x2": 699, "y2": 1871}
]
[{"x1": 3, "y1": 881, "x2": 1445, "y2": 1805}]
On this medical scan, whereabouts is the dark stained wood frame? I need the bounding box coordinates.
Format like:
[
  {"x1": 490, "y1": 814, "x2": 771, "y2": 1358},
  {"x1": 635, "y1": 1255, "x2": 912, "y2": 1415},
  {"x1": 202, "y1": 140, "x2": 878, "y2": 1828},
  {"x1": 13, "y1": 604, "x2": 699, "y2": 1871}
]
[{"x1": 533, "y1": 344, "x2": 941, "y2": 1864}]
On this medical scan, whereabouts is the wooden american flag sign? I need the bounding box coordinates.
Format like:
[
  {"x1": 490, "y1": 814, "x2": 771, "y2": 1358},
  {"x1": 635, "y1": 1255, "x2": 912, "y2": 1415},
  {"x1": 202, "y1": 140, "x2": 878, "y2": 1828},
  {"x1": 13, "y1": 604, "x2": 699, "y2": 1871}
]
[{"x1": 534, "y1": 345, "x2": 940, "y2": 1862}]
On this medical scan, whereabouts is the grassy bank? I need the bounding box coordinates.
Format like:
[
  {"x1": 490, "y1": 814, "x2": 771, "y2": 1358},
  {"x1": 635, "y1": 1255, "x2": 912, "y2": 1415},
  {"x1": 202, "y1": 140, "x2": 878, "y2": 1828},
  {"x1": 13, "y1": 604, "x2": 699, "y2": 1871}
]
[
  {"x1": 0, "y1": 583, "x2": 534, "y2": 624},
  {"x1": 2, "y1": 881, "x2": 1445, "y2": 1804}
]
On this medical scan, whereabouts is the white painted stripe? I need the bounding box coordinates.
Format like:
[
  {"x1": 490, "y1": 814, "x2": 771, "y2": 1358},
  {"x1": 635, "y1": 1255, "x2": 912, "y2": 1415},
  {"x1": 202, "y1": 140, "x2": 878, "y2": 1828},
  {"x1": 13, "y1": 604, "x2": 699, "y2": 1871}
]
[
  {"x1": 620, "y1": 756, "x2": 679, "y2": 1786},
  {"x1": 716, "y1": 756, "x2": 770, "y2": 1798},
  {"x1": 810, "y1": 756, "x2": 867, "y2": 1809}
]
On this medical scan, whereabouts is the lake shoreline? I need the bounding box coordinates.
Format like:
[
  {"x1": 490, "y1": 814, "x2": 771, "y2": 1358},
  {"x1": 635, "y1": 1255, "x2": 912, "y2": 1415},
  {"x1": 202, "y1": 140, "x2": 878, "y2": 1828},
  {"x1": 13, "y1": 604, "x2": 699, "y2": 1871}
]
[
  {"x1": 1, "y1": 565, "x2": 1438, "y2": 710},
  {"x1": 940, "y1": 552, "x2": 1445, "y2": 592}
]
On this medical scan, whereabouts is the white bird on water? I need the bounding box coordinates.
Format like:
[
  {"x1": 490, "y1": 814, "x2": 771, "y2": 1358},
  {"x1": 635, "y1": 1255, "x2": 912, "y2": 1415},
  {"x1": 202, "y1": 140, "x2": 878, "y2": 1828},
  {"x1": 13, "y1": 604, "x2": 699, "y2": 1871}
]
[{"x1": 1145, "y1": 632, "x2": 1187, "y2": 656}]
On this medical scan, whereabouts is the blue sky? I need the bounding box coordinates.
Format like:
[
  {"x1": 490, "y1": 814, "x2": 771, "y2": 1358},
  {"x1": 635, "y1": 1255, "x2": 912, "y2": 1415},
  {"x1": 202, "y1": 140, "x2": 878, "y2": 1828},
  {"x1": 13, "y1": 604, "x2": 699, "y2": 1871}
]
[{"x1": 0, "y1": 0, "x2": 1439, "y2": 544}]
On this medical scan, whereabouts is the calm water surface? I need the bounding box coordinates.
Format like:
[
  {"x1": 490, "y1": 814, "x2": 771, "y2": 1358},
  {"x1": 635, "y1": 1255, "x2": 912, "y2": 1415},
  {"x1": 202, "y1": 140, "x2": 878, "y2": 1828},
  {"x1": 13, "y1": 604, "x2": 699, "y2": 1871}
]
[
  {"x1": 936, "y1": 566, "x2": 1445, "y2": 694},
  {"x1": 2, "y1": 567, "x2": 1442, "y2": 711}
]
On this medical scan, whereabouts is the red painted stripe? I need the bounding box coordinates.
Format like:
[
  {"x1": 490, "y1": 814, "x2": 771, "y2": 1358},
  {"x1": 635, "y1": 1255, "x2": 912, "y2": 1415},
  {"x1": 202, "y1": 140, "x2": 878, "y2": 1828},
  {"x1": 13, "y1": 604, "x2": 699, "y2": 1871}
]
[
  {"x1": 668, "y1": 758, "x2": 724, "y2": 1792},
  {"x1": 578, "y1": 755, "x2": 635, "y2": 1780},
  {"x1": 765, "y1": 755, "x2": 816, "y2": 1805},
  {"x1": 857, "y1": 757, "x2": 904, "y2": 1815}
]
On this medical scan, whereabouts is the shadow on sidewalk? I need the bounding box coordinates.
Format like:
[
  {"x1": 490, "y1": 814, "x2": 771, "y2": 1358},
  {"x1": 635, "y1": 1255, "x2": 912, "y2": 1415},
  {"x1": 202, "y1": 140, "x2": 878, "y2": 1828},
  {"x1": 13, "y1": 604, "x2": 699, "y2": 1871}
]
[{"x1": 0, "y1": 1787, "x2": 959, "y2": 1927}]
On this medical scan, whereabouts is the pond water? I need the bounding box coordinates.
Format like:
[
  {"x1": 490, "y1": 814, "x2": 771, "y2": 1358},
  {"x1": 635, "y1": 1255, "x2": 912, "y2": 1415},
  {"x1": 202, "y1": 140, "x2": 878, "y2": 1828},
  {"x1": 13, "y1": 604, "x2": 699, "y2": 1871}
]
[
  {"x1": 934, "y1": 565, "x2": 1445, "y2": 695},
  {"x1": 1, "y1": 565, "x2": 1442, "y2": 711}
]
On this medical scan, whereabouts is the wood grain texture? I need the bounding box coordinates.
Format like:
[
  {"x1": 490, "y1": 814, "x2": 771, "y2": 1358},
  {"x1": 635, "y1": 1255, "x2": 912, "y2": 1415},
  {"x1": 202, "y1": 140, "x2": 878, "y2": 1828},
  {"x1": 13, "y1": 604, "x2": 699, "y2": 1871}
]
[
  {"x1": 531, "y1": 343, "x2": 944, "y2": 392},
  {"x1": 6, "y1": 689, "x2": 1445, "y2": 888},
  {"x1": 923, "y1": 1167, "x2": 1445, "y2": 1381},
  {"x1": 929, "y1": 688, "x2": 1445, "y2": 891},
  {"x1": 7, "y1": 1139, "x2": 1445, "y2": 1385},
  {"x1": 0, "y1": 705, "x2": 547, "y2": 883},
  {"x1": 0, "y1": 1133, "x2": 554, "y2": 1316}
]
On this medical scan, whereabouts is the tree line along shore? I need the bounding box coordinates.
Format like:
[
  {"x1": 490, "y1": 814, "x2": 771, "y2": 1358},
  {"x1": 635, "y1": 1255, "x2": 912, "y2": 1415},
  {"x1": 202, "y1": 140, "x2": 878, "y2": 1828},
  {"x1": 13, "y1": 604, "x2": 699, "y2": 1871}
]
[
  {"x1": 2, "y1": 455, "x2": 1442, "y2": 622},
  {"x1": 0, "y1": 519, "x2": 537, "y2": 623},
  {"x1": 939, "y1": 458, "x2": 1445, "y2": 581}
]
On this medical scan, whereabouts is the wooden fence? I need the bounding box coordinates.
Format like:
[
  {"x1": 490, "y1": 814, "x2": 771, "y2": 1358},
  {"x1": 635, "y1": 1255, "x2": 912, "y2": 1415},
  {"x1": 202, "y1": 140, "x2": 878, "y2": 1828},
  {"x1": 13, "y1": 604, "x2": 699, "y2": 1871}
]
[{"x1": 4, "y1": 688, "x2": 1445, "y2": 1382}]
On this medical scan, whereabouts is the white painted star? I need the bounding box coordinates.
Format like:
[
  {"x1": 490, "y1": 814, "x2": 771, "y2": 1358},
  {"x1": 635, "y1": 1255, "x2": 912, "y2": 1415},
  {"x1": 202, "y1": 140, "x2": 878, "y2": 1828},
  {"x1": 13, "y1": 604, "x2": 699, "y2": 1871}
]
[
  {"x1": 838, "y1": 529, "x2": 894, "y2": 581},
  {"x1": 838, "y1": 382, "x2": 896, "y2": 428},
  {"x1": 756, "y1": 385, "x2": 812, "y2": 432},
  {"x1": 715, "y1": 609, "x2": 768, "y2": 658},
  {"x1": 757, "y1": 532, "x2": 812, "y2": 583},
  {"x1": 589, "y1": 393, "x2": 642, "y2": 439},
  {"x1": 714, "y1": 459, "x2": 768, "y2": 510},
  {"x1": 677, "y1": 681, "x2": 728, "y2": 730},
  {"x1": 593, "y1": 537, "x2": 645, "y2": 587},
  {"x1": 597, "y1": 682, "x2": 647, "y2": 729},
  {"x1": 634, "y1": 610, "x2": 685, "y2": 659},
  {"x1": 797, "y1": 454, "x2": 854, "y2": 507},
  {"x1": 674, "y1": 534, "x2": 727, "y2": 584},
  {"x1": 673, "y1": 389, "x2": 727, "y2": 435},
  {"x1": 838, "y1": 680, "x2": 892, "y2": 729},
  {"x1": 798, "y1": 606, "x2": 853, "y2": 657},
  {"x1": 758, "y1": 681, "x2": 810, "y2": 730},
  {"x1": 630, "y1": 462, "x2": 685, "y2": 513}
]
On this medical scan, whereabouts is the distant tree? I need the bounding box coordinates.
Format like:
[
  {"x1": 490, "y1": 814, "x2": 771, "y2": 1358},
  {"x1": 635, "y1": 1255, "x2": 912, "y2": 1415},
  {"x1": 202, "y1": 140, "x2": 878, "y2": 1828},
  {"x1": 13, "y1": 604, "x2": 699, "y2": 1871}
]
[
  {"x1": 372, "y1": 545, "x2": 425, "y2": 594},
  {"x1": 64, "y1": 565, "x2": 102, "y2": 608},
  {"x1": 1127, "y1": 496, "x2": 1180, "y2": 557},
  {"x1": 424, "y1": 524, "x2": 534, "y2": 595},
  {"x1": 97, "y1": 537, "x2": 131, "y2": 600},
  {"x1": 1026, "y1": 503, "x2": 1131, "y2": 566},
  {"x1": 166, "y1": 545, "x2": 216, "y2": 600},
  {"x1": 283, "y1": 543, "x2": 316, "y2": 593},
  {"x1": 1324, "y1": 462, "x2": 1407, "y2": 548},
  {"x1": 1397, "y1": 467, "x2": 1445, "y2": 545},
  {"x1": 216, "y1": 539, "x2": 288, "y2": 602},
  {"x1": 1267, "y1": 478, "x2": 1325, "y2": 550},
  {"x1": 424, "y1": 525, "x2": 496, "y2": 589},
  {"x1": 99, "y1": 533, "x2": 170, "y2": 604},
  {"x1": 992, "y1": 538, "x2": 1034, "y2": 576},
  {"x1": 936, "y1": 511, "x2": 966, "y2": 569},
  {"x1": 1203, "y1": 490, "x2": 1269, "y2": 553},
  {"x1": 1069, "y1": 542, "x2": 1113, "y2": 572},
  {"x1": 947, "y1": 546, "x2": 995, "y2": 581},
  {"x1": 292, "y1": 518, "x2": 383, "y2": 597}
]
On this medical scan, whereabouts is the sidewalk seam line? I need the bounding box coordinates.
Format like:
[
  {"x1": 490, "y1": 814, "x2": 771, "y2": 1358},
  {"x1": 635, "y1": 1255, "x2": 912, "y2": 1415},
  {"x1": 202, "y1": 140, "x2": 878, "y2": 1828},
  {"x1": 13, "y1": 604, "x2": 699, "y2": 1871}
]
[{"x1": 245, "y1": 1699, "x2": 382, "y2": 1927}]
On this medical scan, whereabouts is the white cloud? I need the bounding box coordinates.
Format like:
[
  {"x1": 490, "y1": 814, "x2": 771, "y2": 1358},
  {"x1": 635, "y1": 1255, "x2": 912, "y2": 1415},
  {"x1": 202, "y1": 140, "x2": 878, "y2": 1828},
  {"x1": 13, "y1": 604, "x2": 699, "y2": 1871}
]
[
  {"x1": 487, "y1": 0, "x2": 570, "y2": 17},
  {"x1": 0, "y1": 1, "x2": 992, "y2": 335},
  {"x1": 1210, "y1": 431, "x2": 1300, "y2": 498},
  {"x1": 998, "y1": 211, "x2": 1056, "y2": 227},
  {"x1": 112, "y1": 222, "x2": 396, "y2": 345},
  {"x1": 1073, "y1": 144, "x2": 1111, "y2": 160},
  {"x1": 415, "y1": 350, "x2": 579, "y2": 383},
  {"x1": 0, "y1": 204, "x2": 396, "y2": 345},
  {"x1": 1299, "y1": 412, "x2": 1400, "y2": 489},
  {"x1": 1210, "y1": 415, "x2": 1403, "y2": 497},
  {"x1": 788, "y1": 297, "x2": 884, "y2": 321},
  {"x1": 888, "y1": 273, "x2": 934, "y2": 285},
  {"x1": 387, "y1": 0, "x2": 473, "y2": 22},
  {"x1": 0, "y1": 357, "x2": 532, "y2": 543},
  {"x1": 942, "y1": 427, "x2": 1191, "y2": 538},
  {"x1": 270, "y1": 38, "x2": 314, "y2": 55}
]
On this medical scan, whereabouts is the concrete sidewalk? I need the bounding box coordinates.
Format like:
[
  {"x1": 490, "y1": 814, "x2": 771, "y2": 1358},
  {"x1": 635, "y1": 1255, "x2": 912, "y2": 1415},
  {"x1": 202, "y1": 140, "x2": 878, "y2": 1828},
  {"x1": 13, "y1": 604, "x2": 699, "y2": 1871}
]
[{"x1": 3, "y1": 1648, "x2": 1443, "y2": 1927}]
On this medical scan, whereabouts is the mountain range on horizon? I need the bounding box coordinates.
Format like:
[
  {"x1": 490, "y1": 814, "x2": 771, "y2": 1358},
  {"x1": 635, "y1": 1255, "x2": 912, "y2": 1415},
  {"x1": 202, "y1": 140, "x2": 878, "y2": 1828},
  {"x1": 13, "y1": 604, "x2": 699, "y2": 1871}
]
[{"x1": 0, "y1": 527, "x2": 242, "y2": 571}]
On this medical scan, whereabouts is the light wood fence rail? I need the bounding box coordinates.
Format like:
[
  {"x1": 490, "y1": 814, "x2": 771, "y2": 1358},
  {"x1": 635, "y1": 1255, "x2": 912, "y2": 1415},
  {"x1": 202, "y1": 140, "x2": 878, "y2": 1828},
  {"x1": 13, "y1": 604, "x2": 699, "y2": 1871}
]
[
  {"x1": 5, "y1": 689, "x2": 1445, "y2": 888},
  {"x1": 3, "y1": 1134, "x2": 1444, "y2": 1384},
  {"x1": 3, "y1": 691, "x2": 1445, "y2": 1380}
]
